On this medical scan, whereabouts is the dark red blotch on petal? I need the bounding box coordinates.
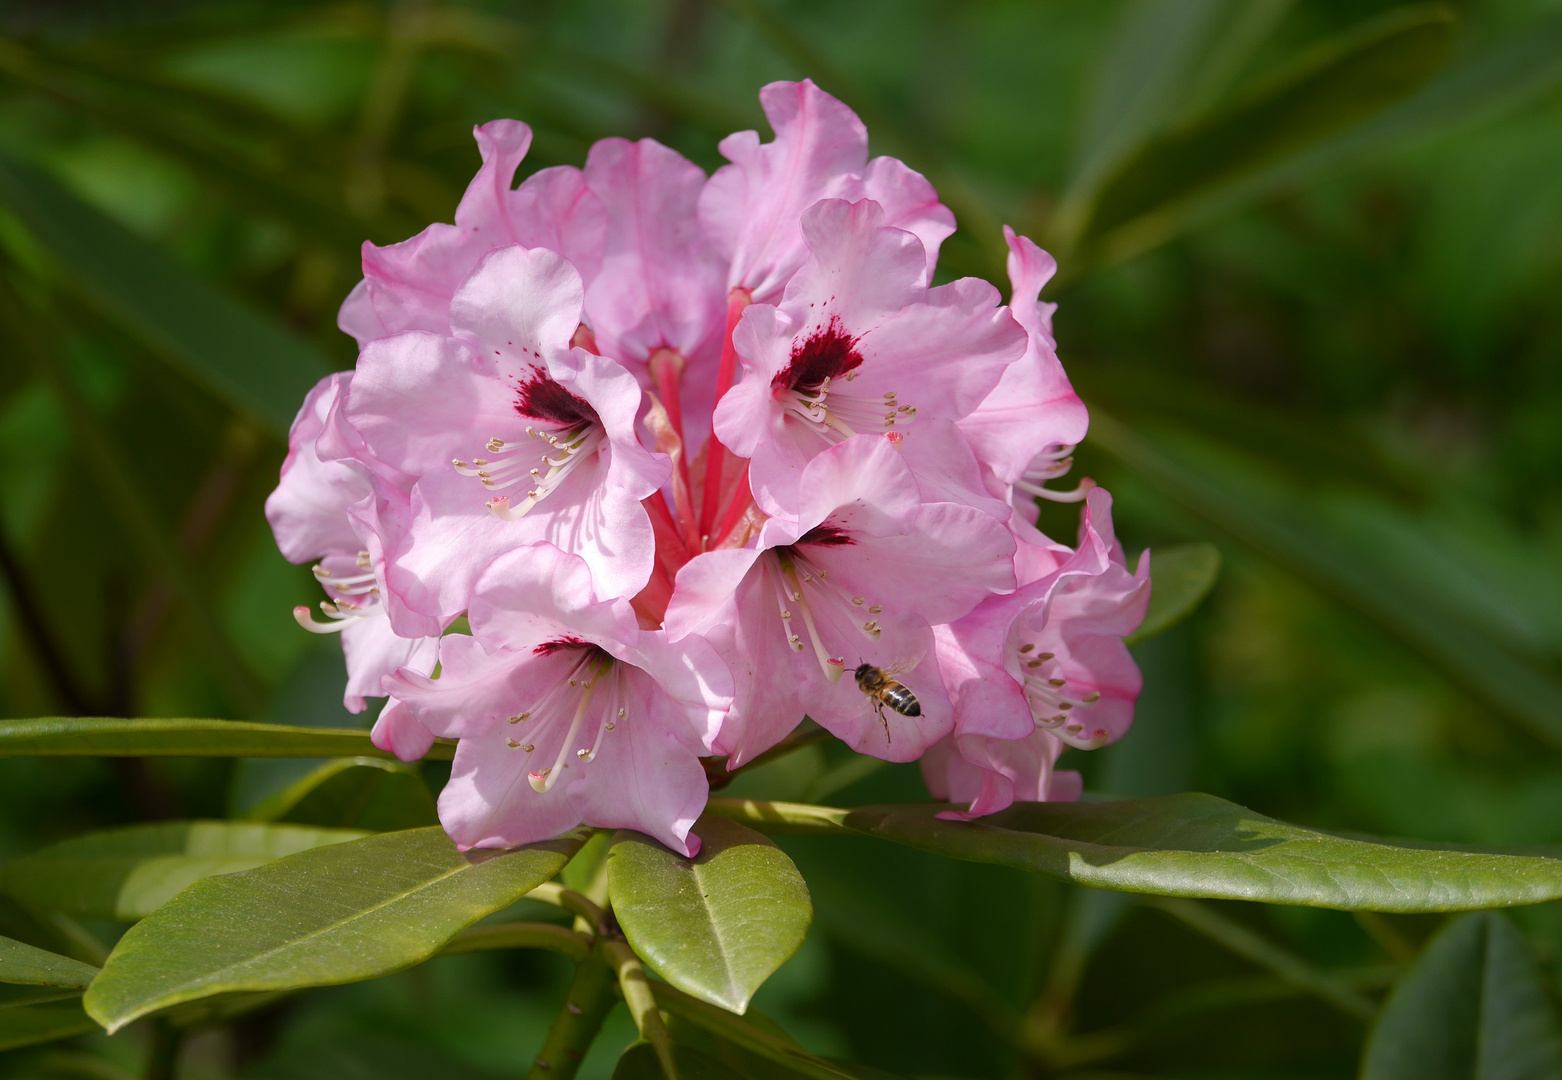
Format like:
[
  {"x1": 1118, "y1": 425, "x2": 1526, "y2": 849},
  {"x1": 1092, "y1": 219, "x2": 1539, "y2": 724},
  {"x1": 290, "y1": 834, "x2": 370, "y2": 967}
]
[
  {"x1": 516, "y1": 367, "x2": 599, "y2": 426},
  {"x1": 533, "y1": 636, "x2": 599, "y2": 657},
  {"x1": 772, "y1": 315, "x2": 862, "y2": 391},
  {"x1": 796, "y1": 523, "x2": 854, "y2": 547}
]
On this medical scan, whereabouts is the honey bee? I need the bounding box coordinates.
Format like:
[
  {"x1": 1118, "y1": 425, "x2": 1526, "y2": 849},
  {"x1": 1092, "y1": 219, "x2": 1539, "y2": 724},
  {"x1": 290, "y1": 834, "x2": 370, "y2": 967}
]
[{"x1": 854, "y1": 661, "x2": 920, "y2": 741}]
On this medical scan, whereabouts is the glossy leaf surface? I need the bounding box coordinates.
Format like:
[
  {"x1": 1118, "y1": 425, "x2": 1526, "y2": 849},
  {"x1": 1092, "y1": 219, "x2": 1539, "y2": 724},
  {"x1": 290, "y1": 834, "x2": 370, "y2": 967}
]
[
  {"x1": 1, "y1": 820, "x2": 368, "y2": 921},
  {"x1": 242, "y1": 757, "x2": 439, "y2": 831},
  {"x1": 609, "y1": 816, "x2": 812, "y2": 1013},
  {"x1": 1126, "y1": 541, "x2": 1221, "y2": 644},
  {"x1": 0, "y1": 717, "x2": 454, "y2": 760},
  {"x1": 84, "y1": 827, "x2": 583, "y2": 1031},
  {"x1": 1362, "y1": 912, "x2": 1562, "y2": 1079},
  {"x1": 833, "y1": 795, "x2": 1562, "y2": 911},
  {"x1": 0, "y1": 935, "x2": 98, "y2": 988}
]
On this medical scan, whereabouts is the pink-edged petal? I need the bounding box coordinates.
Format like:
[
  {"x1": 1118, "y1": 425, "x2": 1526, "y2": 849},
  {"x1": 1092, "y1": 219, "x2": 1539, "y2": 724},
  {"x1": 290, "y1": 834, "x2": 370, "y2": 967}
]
[
  {"x1": 583, "y1": 138, "x2": 726, "y2": 367},
  {"x1": 266, "y1": 374, "x2": 370, "y2": 563},
  {"x1": 340, "y1": 616, "x2": 438, "y2": 713},
  {"x1": 926, "y1": 728, "x2": 1074, "y2": 821},
  {"x1": 860, "y1": 155, "x2": 956, "y2": 285},
  {"x1": 960, "y1": 227, "x2": 1086, "y2": 486},
  {"x1": 448, "y1": 245, "x2": 586, "y2": 368},
  {"x1": 371, "y1": 696, "x2": 438, "y2": 762},
  {"x1": 701, "y1": 79, "x2": 868, "y2": 302}
]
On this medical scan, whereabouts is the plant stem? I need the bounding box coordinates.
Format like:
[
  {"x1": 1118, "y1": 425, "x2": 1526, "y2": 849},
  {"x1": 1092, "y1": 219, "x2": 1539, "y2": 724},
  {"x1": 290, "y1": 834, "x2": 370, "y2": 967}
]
[
  {"x1": 143, "y1": 1020, "x2": 182, "y2": 1080},
  {"x1": 600, "y1": 939, "x2": 677, "y2": 1080},
  {"x1": 703, "y1": 797, "x2": 851, "y2": 834},
  {"x1": 527, "y1": 957, "x2": 615, "y2": 1080},
  {"x1": 439, "y1": 921, "x2": 593, "y2": 963}
]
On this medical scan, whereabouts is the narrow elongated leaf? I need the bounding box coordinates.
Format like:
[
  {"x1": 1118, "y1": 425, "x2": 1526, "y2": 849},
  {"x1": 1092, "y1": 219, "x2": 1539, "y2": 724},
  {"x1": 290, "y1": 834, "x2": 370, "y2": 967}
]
[
  {"x1": 1069, "y1": 4, "x2": 1456, "y2": 264},
  {"x1": 1362, "y1": 912, "x2": 1562, "y2": 1079},
  {"x1": 609, "y1": 816, "x2": 812, "y2": 1013},
  {"x1": 243, "y1": 758, "x2": 439, "y2": 831},
  {"x1": 0, "y1": 1001, "x2": 98, "y2": 1051},
  {"x1": 1, "y1": 821, "x2": 368, "y2": 921},
  {"x1": 84, "y1": 827, "x2": 583, "y2": 1032},
  {"x1": 1126, "y1": 541, "x2": 1221, "y2": 644},
  {"x1": 0, "y1": 152, "x2": 332, "y2": 437},
  {"x1": 0, "y1": 717, "x2": 454, "y2": 761},
  {"x1": 843, "y1": 795, "x2": 1562, "y2": 912},
  {"x1": 0, "y1": 935, "x2": 98, "y2": 988}
]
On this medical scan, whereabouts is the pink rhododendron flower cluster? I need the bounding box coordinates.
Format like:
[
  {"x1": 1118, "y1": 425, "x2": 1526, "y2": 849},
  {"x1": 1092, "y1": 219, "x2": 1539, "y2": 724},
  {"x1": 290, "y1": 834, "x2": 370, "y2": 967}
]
[{"x1": 266, "y1": 80, "x2": 1151, "y2": 856}]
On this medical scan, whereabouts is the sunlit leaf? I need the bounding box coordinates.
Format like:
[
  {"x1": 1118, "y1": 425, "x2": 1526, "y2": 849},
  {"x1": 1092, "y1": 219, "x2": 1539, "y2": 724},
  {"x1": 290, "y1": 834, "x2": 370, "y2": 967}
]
[
  {"x1": 0, "y1": 717, "x2": 454, "y2": 761},
  {"x1": 0, "y1": 821, "x2": 368, "y2": 921},
  {"x1": 242, "y1": 757, "x2": 439, "y2": 831},
  {"x1": 1066, "y1": 4, "x2": 1457, "y2": 265},
  {"x1": 84, "y1": 826, "x2": 583, "y2": 1032},
  {"x1": 0, "y1": 935, "x2": 98, "y2": 988},
  {"x1": 608, "y1": 816, "x2": 812, "y2": 1014},
  {"x1": 842, "y1": 795, "x2": 1562, "y2": 912},
  {"x1": 0, "y1": 152, "x2": 333, "y2": 437},
  {"x1": 1126, "y1": 541, "x2": 1221, "y2": 644},
  {"x1": 1362, "y1": 912, "x2": 1562, "y2": 1079},
  {"x1": 0, "y1": 1001, "x2": 98, "y2": 1051}
]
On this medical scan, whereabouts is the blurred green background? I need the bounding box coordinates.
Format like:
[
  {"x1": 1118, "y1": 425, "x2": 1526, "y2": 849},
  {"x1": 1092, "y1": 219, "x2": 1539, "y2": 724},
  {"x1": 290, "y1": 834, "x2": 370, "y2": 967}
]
[{"x1": 1, "y1": 1, "x2": 1561, "y2": 1077}]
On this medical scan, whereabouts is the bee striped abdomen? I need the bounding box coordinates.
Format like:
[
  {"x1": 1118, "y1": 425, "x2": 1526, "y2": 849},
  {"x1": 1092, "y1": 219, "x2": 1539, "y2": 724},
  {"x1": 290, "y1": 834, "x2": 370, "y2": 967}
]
[{"x1": 881, "y1": 683, "x2": 920, "y2": 716}]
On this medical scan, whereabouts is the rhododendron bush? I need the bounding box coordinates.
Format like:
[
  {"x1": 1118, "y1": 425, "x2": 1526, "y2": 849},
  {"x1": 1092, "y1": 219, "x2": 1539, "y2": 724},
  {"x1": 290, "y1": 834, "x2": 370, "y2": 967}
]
[{"x1": 5, "y1": 5, "x2": 1562, "y2": 1077}]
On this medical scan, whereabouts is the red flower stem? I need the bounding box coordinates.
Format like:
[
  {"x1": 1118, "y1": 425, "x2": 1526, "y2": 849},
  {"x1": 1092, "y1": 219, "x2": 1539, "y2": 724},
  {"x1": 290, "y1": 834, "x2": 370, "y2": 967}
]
[
  {"x1": 711, "y1": 460, "x2": 755, "y2": 548},
  {"x1": 698, "y1": 288, "x2": 752, "y2": 541}
]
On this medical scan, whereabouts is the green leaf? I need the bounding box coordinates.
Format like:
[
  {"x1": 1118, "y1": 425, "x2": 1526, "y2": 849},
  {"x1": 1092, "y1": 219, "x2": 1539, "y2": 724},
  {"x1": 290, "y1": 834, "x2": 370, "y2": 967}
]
[
  {"x1": 0, "y1": 1001, "x2": 98, "y2": 1051},
  {"x1": 0, "y1": 983, "x2": 83, "y2": 1010},
  {"x1": 841, "y1": 795, "x2": 1562, "y2": 912},
  {"x1": 1362, "y1": 912, "x2": 1562, "y2": 1079},
  {"x1": 0, "y1": 152, "x2": 333, "y2": 438},
  {"x1": 242, "y1": 757, "x2": 439, "y2": 831},
  {"x1": 0, "y1": 935, "x2": 98, "y2": 988},
  {"x1": 83, "y1": 826, "x2": 584, "y2": 1032},
  {"x1": 0, "y1": 717, "x2": 455, "y2": 761},
  {"x1": 608, "y1": 816, "x2": 812, "y2": 1014},
  {"x1": 1067, "y1": 4, "x2": 1457, "y2": 265},
  {"x1": 1, "y1": 821, "x2": 369, "y2": 922},
  {"x1": 1126, "y1": 541, "x2": 1221, "y2": 644},
  {"x1": 614, "y1": 1042, "x2": 746, "y2": 1080},
  {"x1": 654, "y1": 982, "x2": 880, "y2": 1080}
]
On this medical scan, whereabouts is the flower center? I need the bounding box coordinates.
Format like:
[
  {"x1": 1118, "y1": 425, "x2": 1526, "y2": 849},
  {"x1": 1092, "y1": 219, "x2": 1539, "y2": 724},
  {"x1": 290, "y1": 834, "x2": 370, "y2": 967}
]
[
  {"x1": 1015, "y1": 641, "x2": 1108, "y2": 748},
  {"x1": 768, "y1": 539, "x2": 887, "y2": 682},
  {"x1": 454, "y1": 423, "x2": 605, "y2": 521},
  {"x1": 293, "y1": 550, "x2": 381, "y2": 633},
  {"x1": 495, "y1": 644, "x2": 626, "y2": 793},
  {"x1": 773, "y1": 317, "x2": 915, "y2": 449}
]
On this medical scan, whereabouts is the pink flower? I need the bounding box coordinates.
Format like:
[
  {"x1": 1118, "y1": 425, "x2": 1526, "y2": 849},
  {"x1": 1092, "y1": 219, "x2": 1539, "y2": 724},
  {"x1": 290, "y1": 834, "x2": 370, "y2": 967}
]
[
  {"x1": 920, "y1": 730, "x2": 1083, "y2": 818},
  {"x1": 384, "y1": 544, "x2": 731, "y2": 856},
  {"x1": 713, "y1": 198, "x2": 1028, "y2": 517},
  {"x1": 927, "y1": 489, "x2": 1150, "y2": 819},
  {"x1": 343, "y1": 245, "x2": 669, "y2": 634},
  {"x1": 265, "y1": 374, "x2": 439, "y2": 713},
  {"x1": 959, "y1": 228, "x2": 1092, "y2": 515},
  {"x1": 339, "y1": 121, "x2": 604, "y2": 348},
  {"x1": 700, "y1": 79, "x2": 955, "y2": 304},
  {"x1": 666, "y1": 436, "x2": 1014, "y2": 765}
]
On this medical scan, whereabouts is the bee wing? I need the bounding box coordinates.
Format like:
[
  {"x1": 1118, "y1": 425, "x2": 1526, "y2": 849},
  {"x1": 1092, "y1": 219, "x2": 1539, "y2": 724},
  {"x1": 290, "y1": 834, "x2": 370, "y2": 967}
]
[{"x1": 880, "y1": 657, "x2": 917, "y2": 679}]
